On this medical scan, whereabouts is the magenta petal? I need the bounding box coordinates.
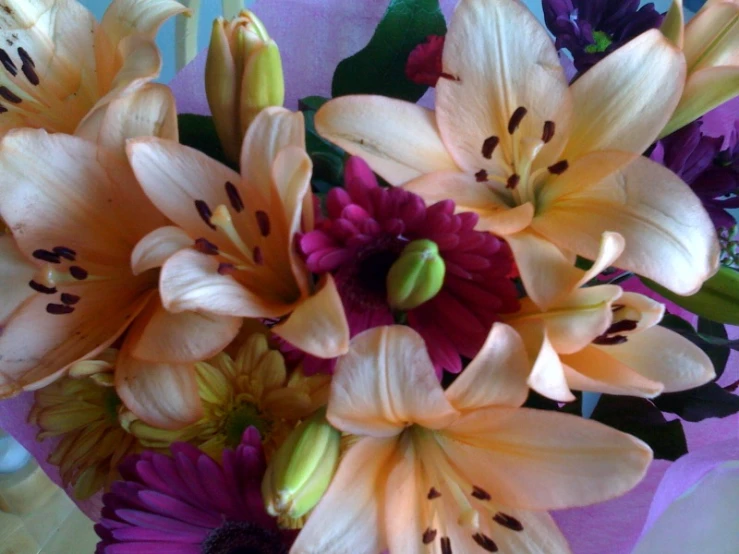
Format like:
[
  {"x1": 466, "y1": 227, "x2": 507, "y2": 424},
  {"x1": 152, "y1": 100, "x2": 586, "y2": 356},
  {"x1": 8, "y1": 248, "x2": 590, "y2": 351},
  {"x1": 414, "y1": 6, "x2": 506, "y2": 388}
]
[
  {"x1": 110, "y1": 525, "x2": 208, "y2": 543},
  {"x1": 114, "y1": 509, "x2": 208, "y2": 535},
  {"x1": 137, "y1": 490, "x2": 221, "y2": 528},
  {"x1": 106, "y1": 542, "x2": 201, "y2": 554}
]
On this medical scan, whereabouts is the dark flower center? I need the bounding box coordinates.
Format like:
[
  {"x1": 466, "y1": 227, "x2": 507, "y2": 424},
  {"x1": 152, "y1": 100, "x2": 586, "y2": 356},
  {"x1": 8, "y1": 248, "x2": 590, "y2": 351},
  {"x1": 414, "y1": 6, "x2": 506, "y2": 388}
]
[
  {"x1": 339, "y1": 236, "x2": 405, "y2": 309},
  {"x1": 201, "y1": 521, "x2": 287, "y2": 554}
]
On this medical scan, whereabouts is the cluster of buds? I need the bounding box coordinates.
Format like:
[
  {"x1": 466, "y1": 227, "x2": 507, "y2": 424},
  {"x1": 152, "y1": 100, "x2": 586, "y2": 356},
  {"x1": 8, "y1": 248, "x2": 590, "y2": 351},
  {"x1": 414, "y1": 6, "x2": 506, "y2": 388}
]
[
  {"x1": 661, "y1": 0, "x2": 739, "y2": 136},
  {"x1": 206, "y1": 10, "x2": 285, "y2": 163}
]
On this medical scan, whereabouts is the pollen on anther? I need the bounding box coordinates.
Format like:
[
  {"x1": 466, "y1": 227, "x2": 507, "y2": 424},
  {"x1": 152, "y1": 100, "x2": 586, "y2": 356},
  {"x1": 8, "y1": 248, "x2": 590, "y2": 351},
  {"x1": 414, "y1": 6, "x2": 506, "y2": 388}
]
[
  {"x1": 472, "y1": 533, "x2": 499, "y2": 552},
  {"x1": 32, "y1": 249, "x2": 60, "y2": 263},
  {"x1": 471, "y1": 486, "x2": 491, "y2": 501},
  {"x1": 548, "y1": 160, "x2": 569, "y2": 175},
  {"x1": 194, "y1": 199, "x2": 216, "y2": 230},
  {"x1": 440, "y1": 536, "x2": 453, "y2": 554},
  {"x1": 46, "y1": 303, "x2": 74, "y2": 315},
  {"x1": 493, "y1": 512, "x2": 524, "y2": 532},
  {"x1": 542, "y1": 121, "x2": 556, "y2": 143},
  {"x1": 481, "y1": 136, "x2": 499, "y2": 159},
  {"x1": 29, "y1": 280, "x2": 56, "y2": 294},
  {"x1": 508, "y1": 107, "x2": 528, "y2": 134},
  {"x1": 475, "y1": 169, "x2": 488, "y2": 182},
  {"x1": 69, "y1": 266, "x2": 88, "y2": 280},
  {"x1": 61, "y1": 293, "x2": 80, "y2": 305},
  {"x1": 427, "y1": 487, "x2": 441, "y2": 499},
  {"x1": 255, "y1": 210, "x2": 271, "y2": 237},
  {"x1": 506, "y1": 174, "x2": 520, "y2": 189},
  {"x1": 422, "y1": 528, "x2": 437, "y2": 544},
  {"x1": 225, "y1": 181, "x2": 244, "y2": 213},
  {"x1": 52, "y1": 246, "x2": 76, "y2": 261},
  {"x1": 194, "y1": 238, "x2": 219, "y2": 255}
]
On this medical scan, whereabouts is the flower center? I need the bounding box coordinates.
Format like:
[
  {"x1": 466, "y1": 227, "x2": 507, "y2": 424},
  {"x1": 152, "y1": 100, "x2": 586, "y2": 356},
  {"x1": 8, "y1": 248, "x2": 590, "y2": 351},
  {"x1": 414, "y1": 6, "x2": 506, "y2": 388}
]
[
  {"x1": 409, "y1": 428, "x2": 525, "y2": 553},
  {"x1": 474, "y1": 106, "x2": 569, "y2": 207},
  {"x1": 592, "y1": 304, "x2": 639, "y2": 345},
  {"x1": 584, "y1": 31, "x2": 614, "y2": 54},
  {"x1": 224, "y1": 402, "x2": 270, "y2": 448},
  {"x1": 201, "y1": 521, "x2": 287, "y2": 554},
  {"x1": 339, "y1": 236, "x2": 405, "y2": 309}
]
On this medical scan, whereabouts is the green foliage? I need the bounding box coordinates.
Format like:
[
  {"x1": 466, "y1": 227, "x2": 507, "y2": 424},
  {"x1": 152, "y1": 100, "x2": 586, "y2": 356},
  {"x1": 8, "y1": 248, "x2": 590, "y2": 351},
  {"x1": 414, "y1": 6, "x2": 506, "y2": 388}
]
[
  {"x1": 177, "y1": 114, "x2": 232, "y2": 169},
  {"x1": 331, "y1": 0, "x2": 446, "y2": 102}
]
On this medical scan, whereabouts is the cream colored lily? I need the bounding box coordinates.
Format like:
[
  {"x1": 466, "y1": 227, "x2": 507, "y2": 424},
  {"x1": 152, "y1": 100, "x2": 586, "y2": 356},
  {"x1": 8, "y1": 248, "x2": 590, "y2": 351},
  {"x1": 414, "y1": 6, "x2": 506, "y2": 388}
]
[
  {"x1": 504, "y1": 233, "x2": 715, "y2": 401},
  {"x1": 127, "y1": 107, "x2": 349, "y2": 360},
  {"x1": 316, "y1": 0, "x2": 719, "y2": 310},
  {"x1": 0, "y1": 89, "x2": 241, "y2": 430},
  {"x1": 291, "y1": 324, "x2": 652, "y2": 554},
  {"x1": 0, "y1": 0, "x2": 186, "y2": 136},
  {"x1": 660, "y1": 0, "x2": 739, "y2": 136}
]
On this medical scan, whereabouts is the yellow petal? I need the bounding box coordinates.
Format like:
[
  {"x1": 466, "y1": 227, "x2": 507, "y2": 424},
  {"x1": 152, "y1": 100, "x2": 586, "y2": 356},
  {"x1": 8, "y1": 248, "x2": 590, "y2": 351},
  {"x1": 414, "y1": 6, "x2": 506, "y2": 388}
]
[
  {"x1": 515, "y1": 320, "x2": 576, "y2": 402},
  {"x1": 683, "y1": 1, "x2": 739, "y2": 72}
]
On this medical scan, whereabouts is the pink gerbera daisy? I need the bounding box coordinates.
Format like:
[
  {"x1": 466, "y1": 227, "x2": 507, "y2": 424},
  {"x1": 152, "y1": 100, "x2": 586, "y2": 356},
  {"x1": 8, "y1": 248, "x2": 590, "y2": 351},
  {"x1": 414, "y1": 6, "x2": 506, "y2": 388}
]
[
  {"x1": 298, "y1": 156, "x2": 520, "y2": 375},
  {"x1": 95, "y1": 428, "x2": 288, "y2": 554}
]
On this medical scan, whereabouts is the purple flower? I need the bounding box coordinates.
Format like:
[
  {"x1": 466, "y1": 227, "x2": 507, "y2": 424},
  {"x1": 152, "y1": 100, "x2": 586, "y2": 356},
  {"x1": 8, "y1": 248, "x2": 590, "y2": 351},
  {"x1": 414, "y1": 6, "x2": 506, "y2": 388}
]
[
  {"x1": 651, "y1": 120, "x2": 739, "y2": 229},
  {"x1": 542, "y1": 0, "x2": 664, "y2": 73},
  {"x1": 95, "y1": 428, "x2": 289, "y2": 554},
  {"x1": 296, "y1": 157, "x2": 520, "y2": 376}
]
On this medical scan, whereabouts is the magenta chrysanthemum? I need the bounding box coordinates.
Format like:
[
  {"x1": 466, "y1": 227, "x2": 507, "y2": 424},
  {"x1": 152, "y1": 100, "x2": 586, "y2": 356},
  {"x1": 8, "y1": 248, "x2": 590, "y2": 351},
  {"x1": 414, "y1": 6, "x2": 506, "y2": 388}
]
[
  {"x1": 299, "y1": 157, "x2": 520, "y2": 375},
  {"x1": 95, "y1": 428, "x2": 287, "y2": 554}
]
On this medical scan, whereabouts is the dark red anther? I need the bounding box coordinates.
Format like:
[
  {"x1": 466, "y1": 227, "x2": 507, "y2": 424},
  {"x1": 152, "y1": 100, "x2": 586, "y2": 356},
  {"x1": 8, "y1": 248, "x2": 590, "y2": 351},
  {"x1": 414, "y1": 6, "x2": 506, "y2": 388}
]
[
  {"x1": 472, "y1": 533, "x2": 499, "y2": 552},
  {"x1": 225, "y1": 181, "x2": 244, "y2": 213},
  {"x1": 481, "y1": 136, "x2": 499, "y2": 159},
  {"x1": 194, "y1": 238, "x2": 220, "y2": 255},
  {"x1": 32, "y1": 249, "x2": 60, "y2": 263},
  {"x1": 542, "y1": 121, "x2": 556, "y2": 143},
  {"x1": 28, "y1": 280, "x2": 57, "y2": 294},
  {"x1": 253, "y1": 246, "x2": 264, "y2": 265},
  {"x1": 493, "y1": 512, "x2": 524, "y2": 531},
  {"x1": 548, "y1": 160, "x2": 569, "y2": 175},
  {"x1": 255, "y1": 210, "x2": 271, "y2": 237},
  {"x1": 61, "y1": 293, "x2": 81, "y2": 305},
  {"x1": 0, "y1": 86, "x2": 21, "y2": 103},
  {"x1": 508, "y1": 107, "x2": 528, "y2": 134},
  {"x1": 194, "y1": 199, "x2": 216, "y2": 230},
  {"x1": 46, "y1": 303, "x2": 74, "y2": 315},
  {"x1": 69, "y1": 266, "x2": 88, "y2": 280},
  {"x1": 53, "y1": 246, "x2": 76, "y2": 261},
  {"x1": 475, "y1": 169, "x2": 488, "y2": 182},
  {"x1": 506, "y1": 174, "x2": 521, "y2": 189},
  {"x1": 422, "y1": 528, "x2": 437, "y2": 545}
]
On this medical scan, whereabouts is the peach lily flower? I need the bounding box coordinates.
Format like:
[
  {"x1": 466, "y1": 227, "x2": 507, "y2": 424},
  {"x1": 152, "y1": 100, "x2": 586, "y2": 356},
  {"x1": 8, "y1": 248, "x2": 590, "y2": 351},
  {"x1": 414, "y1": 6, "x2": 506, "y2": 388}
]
[
  {"x1": 503, "y1": 232, "x2": 714, "y2": 401},
  {"x1": 291, "y1": 324, "x2": 652, "y2": 554},
  {"x1": 0, "y1": 0, "x2": 186, "y2": 136},
  {"x1": 660, "y1": 0, "x2": 739, "y2": 136},
  {"x1": 315, "y1": 0, "x2": 719, "y2": 309},
  {"x1": 126, "y1": 107, "x2": 349, "y2": 359},
  {"x1": 0, "y1": 90, "x2": 241, "y2": 429}
]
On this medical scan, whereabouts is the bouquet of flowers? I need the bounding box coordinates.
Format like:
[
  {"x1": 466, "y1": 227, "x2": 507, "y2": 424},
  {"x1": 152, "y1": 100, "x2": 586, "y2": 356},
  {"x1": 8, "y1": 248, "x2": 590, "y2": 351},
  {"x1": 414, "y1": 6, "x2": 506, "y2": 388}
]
[{"x1": 0, "y1": 0, "x2": 737, "y2": 552}]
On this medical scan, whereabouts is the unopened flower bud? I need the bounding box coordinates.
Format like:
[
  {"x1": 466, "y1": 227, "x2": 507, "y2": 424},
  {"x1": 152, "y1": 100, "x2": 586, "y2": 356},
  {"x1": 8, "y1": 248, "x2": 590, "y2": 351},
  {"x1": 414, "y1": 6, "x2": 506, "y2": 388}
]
[
  {"x1": 205, "y1": 10, "x2": 285, "y2": 163},
  {"x1": 386, "y1": 239, "x2": 446, "y2": 311},
  {"x1": 262, "y1": 409, "x2": 340, "y2": 519}
]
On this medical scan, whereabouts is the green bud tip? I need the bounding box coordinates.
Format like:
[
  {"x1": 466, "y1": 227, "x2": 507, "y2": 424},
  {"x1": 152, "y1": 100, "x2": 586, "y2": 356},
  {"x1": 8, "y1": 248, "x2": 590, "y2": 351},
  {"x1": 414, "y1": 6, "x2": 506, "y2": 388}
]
[
  {"x1": 262, "y1": 409, "x2": 341, "y2": 519},
  {"x1": 386, "y1": 239, "x2": 446, "y2": 311}
]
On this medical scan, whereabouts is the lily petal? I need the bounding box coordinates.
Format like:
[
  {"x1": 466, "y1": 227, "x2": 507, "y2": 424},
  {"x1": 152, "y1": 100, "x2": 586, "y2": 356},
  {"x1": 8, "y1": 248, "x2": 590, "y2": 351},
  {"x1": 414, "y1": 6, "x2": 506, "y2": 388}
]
[
  {"x1": 0, "y1": 280, "x2": 151, "y2": 397},
  {"x1": 505, "y1": 230, "x2": 581, "y2": 310},
  {"x1": 662, "y1": 66, "x2": 739, "y2": 138},
  {"x1": 516, "y1": 320, "x2": 576, "y2": 402},
  {"x1": 315, "y1": 95, "x2": 458, "y2": 185},
  {"x1": 445, "y1": 323, "x2": 530, "y2": 411},
  {"x1": 683, "y1": 1, "x2": 739, "y2": 72},
  {"x1": 436, "y1": 0, "x2": 571, "y2": 173},
  {"x1": 127, "y1": 298, "x2": 241, "y2": 363},
  {"x1": 290, "y1": 437, "x2": 394, "y2": 554},
  {"x1": 131, "y1": 226, "x2": 193, "y2": 275},
  {"x1": 594, "y1": 326, "x2": 715, "y2": 393},
  {"x1": 0, "y1": 235, "x2": 36, "y2": 323},
  {"x1": 115, "y1": 349, "x2": 203, "y2": 430},
  {"x1": 442, "y1": 407, "x2": 652, "y2": 510},
  {"x1": 565, "y1": 30, "x2": 686, "y2": 160},
  {"x1": 76, "y1": 83, "x2": 178, "y2": 155},
  {"x1": 159, "y1": 248, "x2": 285, "y2": 318},
  {"x1": 403, "y1": 171, "x2": 535, "y2": 235},
  {"x1": 240, "y1": 107, "x2": 305, "y2": 200},
  {"x1": 272, "y1": 275, "x2": 349, "y2": 359},
  {"x1": 0, "y1": 129, "x2": 167, "y2": 265},
  {"x1": 127, "y1": 137, "x2": 241, "y2": 242},
  {"x1": 532, "y1": 156, "x2": 720, "y2": 296},
  {"x1": 561, "y1": 346, "x2": 666, "y2": 398},
  {"x1": 328, "y1": 326, "x2": 458, "y2": 438}
]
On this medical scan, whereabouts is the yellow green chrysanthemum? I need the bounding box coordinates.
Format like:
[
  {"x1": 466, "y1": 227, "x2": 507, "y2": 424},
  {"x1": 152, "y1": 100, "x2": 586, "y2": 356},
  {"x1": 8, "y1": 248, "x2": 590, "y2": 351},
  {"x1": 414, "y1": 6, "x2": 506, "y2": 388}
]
[
  {"x1": 123, "y1": 331, "x2": 330, "y2": 460},
  {"x1": 29, "y1": 350, "x2": 141, "y2": 500}
]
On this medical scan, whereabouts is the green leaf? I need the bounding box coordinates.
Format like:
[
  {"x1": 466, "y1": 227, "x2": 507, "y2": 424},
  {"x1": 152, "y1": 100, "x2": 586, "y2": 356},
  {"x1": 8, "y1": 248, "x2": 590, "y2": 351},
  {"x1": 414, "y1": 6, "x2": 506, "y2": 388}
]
[
  {"x1": 177, "y1": 114, "x2": 232, "y2": 168},
  {"x1": 303, "y1": 111, "x2": 346, "y2": 190},
  {"x1": 591, "y1": 396, "x2": 688, "y2": 461},
  {"x1": 641, "y1": 266, "x2": 739, "y2": 325},
  {"x1": 298, "y1": 96, "x2": 330, "y2": 112},
  {"x1": 696, "y1": 318, "x2": 730, "y2": 378},
  {"x1": 331, "y1": 0, "x2": 446, "y2": 102}
]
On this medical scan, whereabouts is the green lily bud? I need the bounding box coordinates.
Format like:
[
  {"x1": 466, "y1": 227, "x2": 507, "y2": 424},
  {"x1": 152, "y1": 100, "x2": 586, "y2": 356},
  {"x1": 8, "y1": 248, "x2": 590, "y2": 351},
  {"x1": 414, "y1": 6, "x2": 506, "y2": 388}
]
[
  {"x1": 642, "y1": 266, "x2": 739, "y2": 325},
  {"x1": 262, "y1": 409, "x2": 340, "y2": 519},
  {"x1": 205, "y1": 10, "x2": 284, "y2": 163},
  {"x1": 386, "y1": 239, "x2": 446, "y2": 311}
]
